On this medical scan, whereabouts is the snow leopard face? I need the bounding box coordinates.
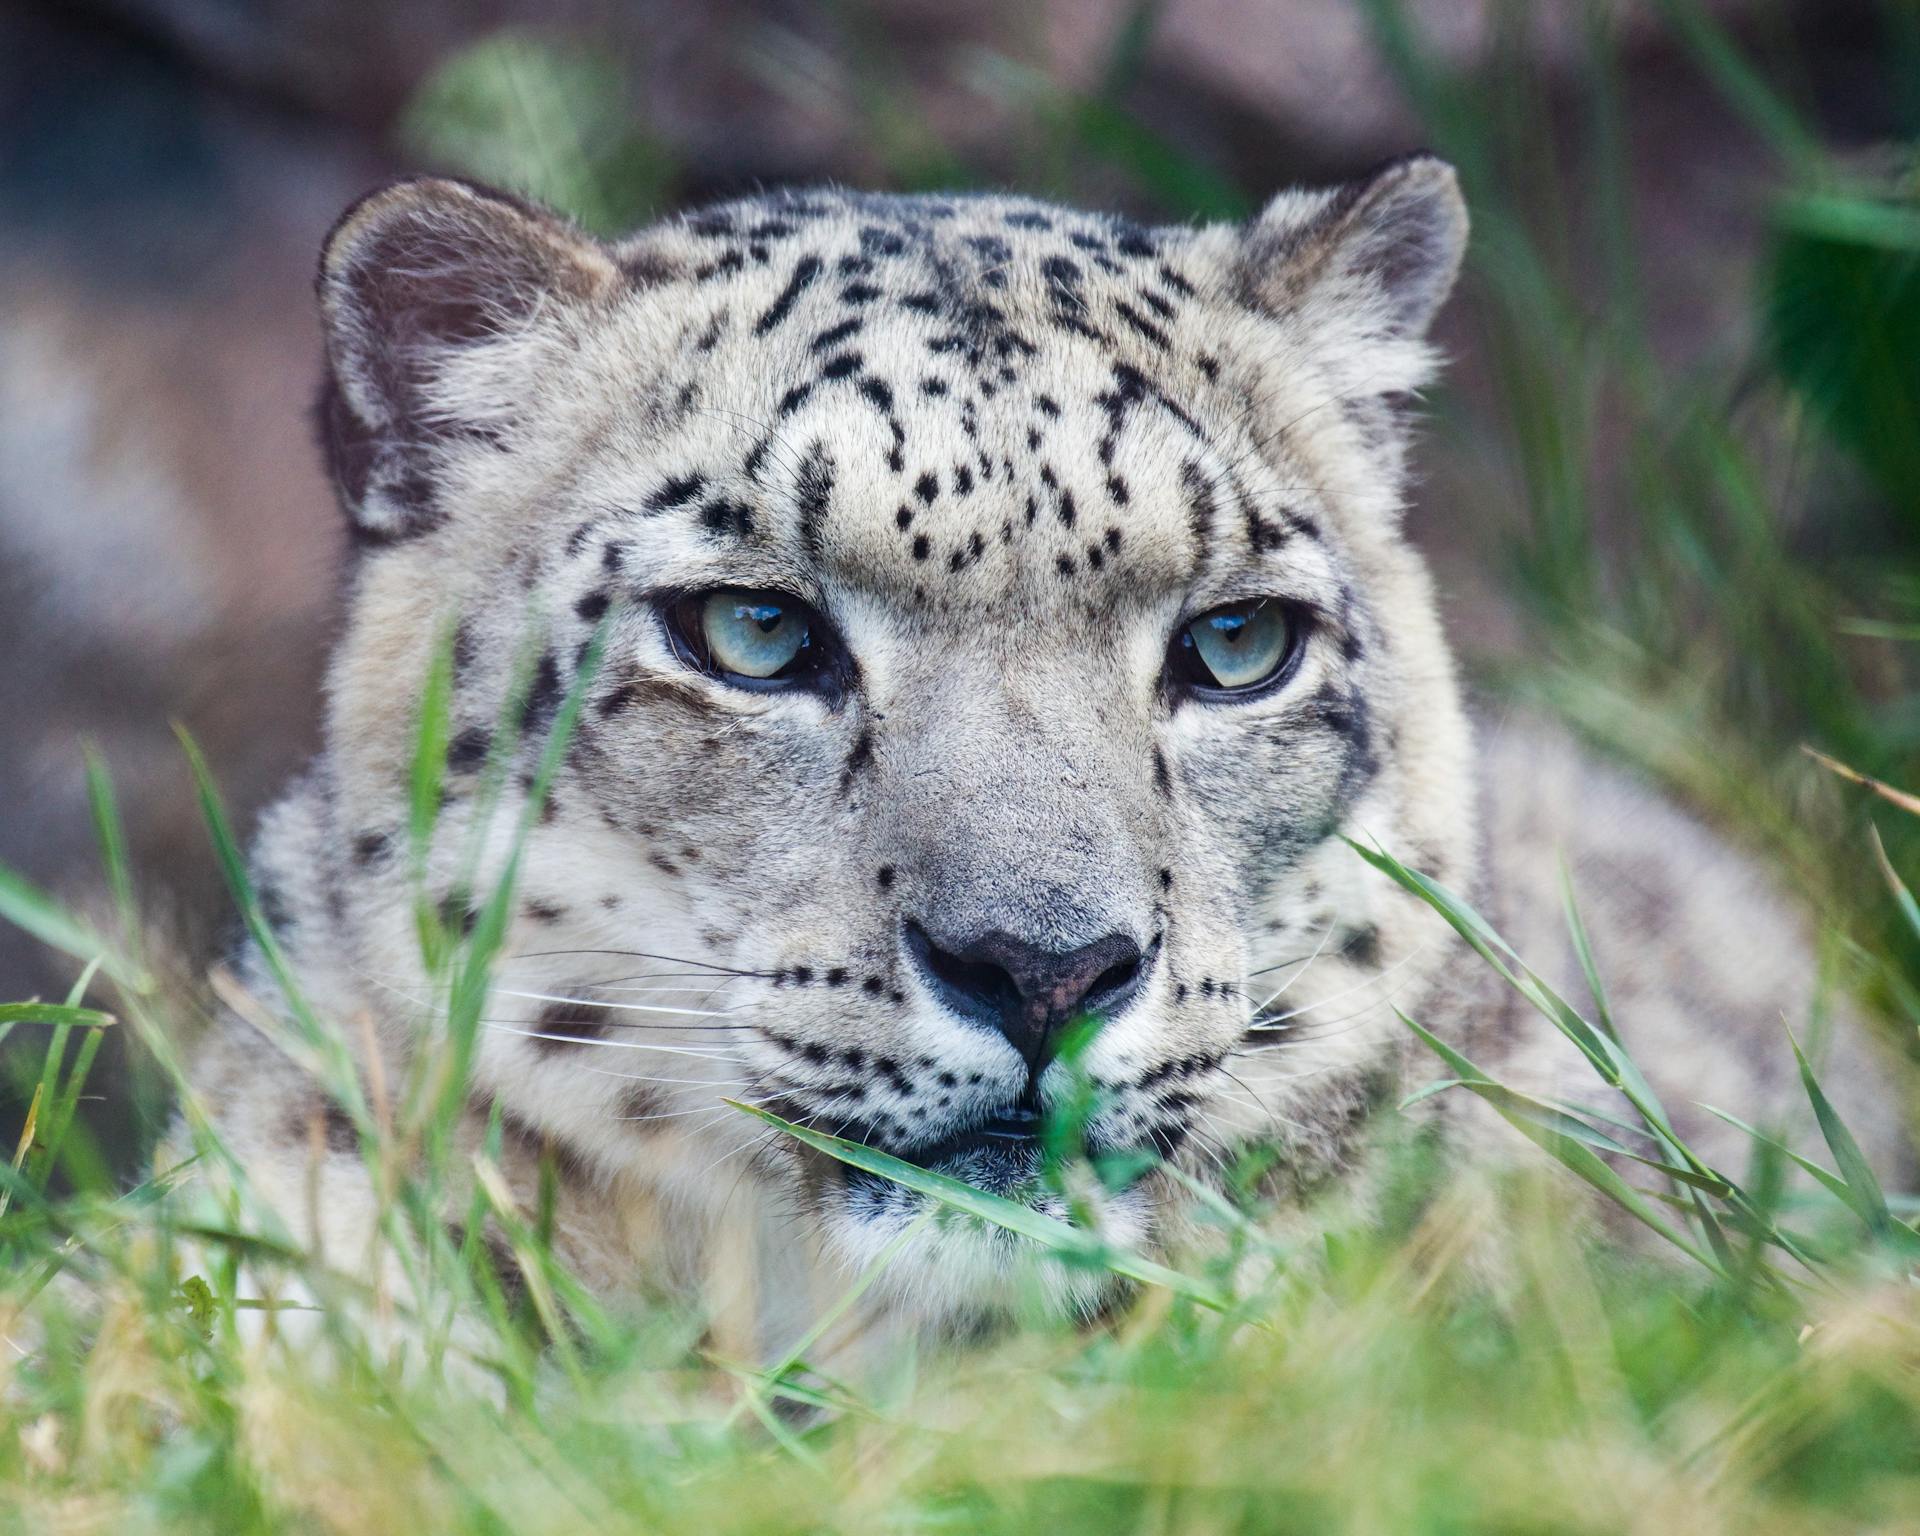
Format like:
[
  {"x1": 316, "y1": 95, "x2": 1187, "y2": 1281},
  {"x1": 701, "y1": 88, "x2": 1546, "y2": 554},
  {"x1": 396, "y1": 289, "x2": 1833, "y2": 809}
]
[{"x1": 299, "y1": 162, "x2": 1472, "y2": 1323}]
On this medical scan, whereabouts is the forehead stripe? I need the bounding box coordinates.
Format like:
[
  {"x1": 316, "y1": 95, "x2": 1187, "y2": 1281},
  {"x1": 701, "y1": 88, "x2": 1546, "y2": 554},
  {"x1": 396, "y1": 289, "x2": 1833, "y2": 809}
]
[{"x1": 754, "y1": 254, "x2": 825, "y2": 336}]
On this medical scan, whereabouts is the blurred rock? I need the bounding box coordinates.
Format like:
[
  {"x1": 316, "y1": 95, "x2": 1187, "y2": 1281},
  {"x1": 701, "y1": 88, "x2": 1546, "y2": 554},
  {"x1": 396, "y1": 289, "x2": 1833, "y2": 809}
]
[{"x1": 0, "y1": 9, "x2": 378, "y2": 1136}]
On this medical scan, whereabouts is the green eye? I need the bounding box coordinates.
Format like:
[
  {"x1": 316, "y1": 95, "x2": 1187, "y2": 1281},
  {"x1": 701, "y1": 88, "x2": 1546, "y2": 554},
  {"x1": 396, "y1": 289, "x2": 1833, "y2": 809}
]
[
  {"x1": 1171, "y1": 599, "x2": 1299, "y2": 695},
  {"x1": 700, "y1": 590, "x2": 811, "y2": 679}
]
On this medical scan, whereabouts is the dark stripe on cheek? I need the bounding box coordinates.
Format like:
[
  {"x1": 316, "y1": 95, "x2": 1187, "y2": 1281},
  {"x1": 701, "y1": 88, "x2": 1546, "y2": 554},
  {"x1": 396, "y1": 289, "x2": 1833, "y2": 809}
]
[
  {"x1": 1152, "y1": 746, "x2": 1174, "y2": 799},
  {"x1": 532, "y1": 1001, "x2": 611, "y2": 1053},
  {"x1": 839, "y1": 729, "x2": 874, "y2": 796}
]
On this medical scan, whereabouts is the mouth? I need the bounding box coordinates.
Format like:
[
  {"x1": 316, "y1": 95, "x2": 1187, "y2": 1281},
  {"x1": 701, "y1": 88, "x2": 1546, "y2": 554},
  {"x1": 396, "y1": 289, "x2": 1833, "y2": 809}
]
[
  {"x1": 906, "y1": 1103, "x2": 1042, "y2": 1168},
  {"x1": 842, "y1": 1101, "x2": 1045, "y2": 1200}
]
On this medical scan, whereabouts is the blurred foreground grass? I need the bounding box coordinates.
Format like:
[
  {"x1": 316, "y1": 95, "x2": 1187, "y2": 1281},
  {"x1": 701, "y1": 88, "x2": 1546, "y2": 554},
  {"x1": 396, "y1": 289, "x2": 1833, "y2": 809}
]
[
  {"x1": 1, "y1": 717, "x2": 1917, "y2": 1534},
  {"x1": 4, "y1": 1, "x2": 1920, "y2": 1530}
]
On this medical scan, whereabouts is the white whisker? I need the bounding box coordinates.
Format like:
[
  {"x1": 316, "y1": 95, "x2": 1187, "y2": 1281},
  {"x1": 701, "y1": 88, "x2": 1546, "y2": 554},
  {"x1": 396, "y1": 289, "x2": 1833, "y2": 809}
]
[
  {"x1": 1247, "y1": 940, "x2": 1432, "y2": 1030},
  {"x1": 482, "y1": 1022, "x2": 744, "y2": 1060},
  {"x1": 1254, "y1": 913, "x2": 1340, "y2": 1011},
  {"x1": 493, "y1": 987, "x2": 749, "y2": 1022}
]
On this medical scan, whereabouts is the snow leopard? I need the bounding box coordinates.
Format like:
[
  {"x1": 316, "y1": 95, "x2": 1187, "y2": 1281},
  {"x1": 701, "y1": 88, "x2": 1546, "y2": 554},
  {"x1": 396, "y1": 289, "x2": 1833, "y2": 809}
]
[{"x1": 181, "y1": 159, "x2": 1910, "y2": 1356}]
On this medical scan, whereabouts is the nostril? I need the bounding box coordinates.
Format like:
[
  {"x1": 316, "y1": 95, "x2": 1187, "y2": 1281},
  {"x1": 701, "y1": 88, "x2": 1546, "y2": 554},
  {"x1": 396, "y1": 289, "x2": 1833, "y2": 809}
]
[
  {"x1": 1088, "y1": 954, "x2": 1142, "y2": 1001},
  {"x1": 902, "y1": 919, "x2": 1022, "y2": 1026}
]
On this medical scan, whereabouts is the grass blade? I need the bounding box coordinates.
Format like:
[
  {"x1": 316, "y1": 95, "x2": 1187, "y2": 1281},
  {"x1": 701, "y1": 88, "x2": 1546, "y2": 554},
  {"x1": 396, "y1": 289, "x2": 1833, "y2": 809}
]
[
  {"x1": 1399, "y1": 1014, "x2": 1722, "y2": 1273},
  {"x1": 728, "y1": 1101, "x2": 1228, "y2": 1309},
  {"x1": 1787, "y1": 1030, "x2": 1914, "y2": 1250},
  {"x1": 0, "y1": 1003, "x2": 114, "y2": 1029}
]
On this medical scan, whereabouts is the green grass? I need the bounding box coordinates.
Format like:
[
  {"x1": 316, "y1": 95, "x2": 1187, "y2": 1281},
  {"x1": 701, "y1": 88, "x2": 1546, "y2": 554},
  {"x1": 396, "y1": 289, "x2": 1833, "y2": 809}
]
[
  {"x1": 0, "y1": 733, "x2": 1916, "y2": 1533},
  {"x1": 4, "y1": 0, "x2": 1920, "y2": 1529}
]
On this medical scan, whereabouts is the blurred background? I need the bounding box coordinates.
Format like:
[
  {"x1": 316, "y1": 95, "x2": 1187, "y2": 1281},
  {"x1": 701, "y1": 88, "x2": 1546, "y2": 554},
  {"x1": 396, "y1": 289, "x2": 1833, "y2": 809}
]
[{"x1": 0, "y1": 0, "x2": 1916, "y2": 1164}]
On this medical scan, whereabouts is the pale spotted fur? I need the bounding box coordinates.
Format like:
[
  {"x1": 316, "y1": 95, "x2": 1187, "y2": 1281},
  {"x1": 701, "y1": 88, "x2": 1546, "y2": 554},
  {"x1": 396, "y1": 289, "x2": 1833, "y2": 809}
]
[{"x1": 182, "y1": 163, "x2": 1910, "y2": 1354}]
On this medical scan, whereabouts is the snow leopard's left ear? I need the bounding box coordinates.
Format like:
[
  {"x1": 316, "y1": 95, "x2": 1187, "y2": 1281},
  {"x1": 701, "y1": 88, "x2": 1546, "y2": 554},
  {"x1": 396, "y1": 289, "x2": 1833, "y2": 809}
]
[
  {"x1": 1239, "y1": 154, "x2": 1468, "y2": 345},
  {"x1": 316, "y1": 177, "x2": 620, "y2": 546}
]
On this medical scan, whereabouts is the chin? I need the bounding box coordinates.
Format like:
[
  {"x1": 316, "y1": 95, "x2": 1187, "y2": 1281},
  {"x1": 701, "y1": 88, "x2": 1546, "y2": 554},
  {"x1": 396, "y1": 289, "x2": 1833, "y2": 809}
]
[{"x1": 809, "y1": 1143, "x2": 1160, "y2": 1333}]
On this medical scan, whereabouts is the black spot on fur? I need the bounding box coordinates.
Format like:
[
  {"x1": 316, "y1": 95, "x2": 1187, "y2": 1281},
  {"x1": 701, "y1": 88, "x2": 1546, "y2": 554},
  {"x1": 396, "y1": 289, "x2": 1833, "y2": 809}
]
[
  {"x1": 524, "y1": 899, "x2": 565, "y2": 924},
  {"x1": 533, "y1": 998, "x2": 606, "y2": 1052},
  {"x1": 810, "y1": 317, "x2": 863, "y2": 352},
  {"x1": 754, "y1": 254, "x2": 823, "y2": 335},
  {"x1": 700, "y1": 497, "x2": 755, "y2": 541},
  {"x1": 436, "y1": 892, "x2": 478, "y2": 937},
  {"x1": 574, "y1": 590, "x2": 609, "y2": 623},
  {"x1": 1181, "y1": 460, "x2": 1216, "y2": 562},
  {"x1": 1246, "y1": 507, "x2": 1290, "y2": 554},
  {"x1": 839, "y1": 730, "x2": 874, "y2": 795},
  {"x1": 524, "y1": 653, "x2": 562, "y2": 738},
  {"x1": 451, "y1": 621, "x2": 478, "y2": 680},
  {"x1": 447, "y1": 727, "x2": 489, "y2": 771},
  {"x1": 1140, "y1": 288, "x2": 1176, "y2": 321},
  {"x1": 877, "y1": 865, "x2": 896, "y2": 890},
  {"x1": 647, "y1": 473, "x2": 707, "y2": 513},
  {"x1": 352, "y1": 830, "x2": 391, "y2": 867},
  {"x1": 307, "y1": 1101, "x2": 357, "y2": 1156},
  {"x1": 796, "y1": 443, "x2": 835, "y2": 563},
  {"x1": 1340, "y1": 925, "x2": 1382, "y2": 967},
  {"x1": 1152, "y1": 746, "x2": 1174, "y2": 799},
  {"x1": 619, "y1": 1083, "x2": 664, "y2": 1122},
  {"x1": 914, "y1": 471, "x2": 939, "y2": 505},
  {"x1": 1114, "y1": 300, "x2": 1170, "y2": 349}
]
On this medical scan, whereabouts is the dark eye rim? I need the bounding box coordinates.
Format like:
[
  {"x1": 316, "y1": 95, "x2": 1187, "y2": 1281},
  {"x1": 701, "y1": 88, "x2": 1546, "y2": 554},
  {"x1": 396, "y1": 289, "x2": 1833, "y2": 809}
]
[
  {"x1": 656, "y1": 586, "x2": 854, "y2": 701},
  {"x1": 1164, "y1": 597, "x2": 1309, "y2": 704}
]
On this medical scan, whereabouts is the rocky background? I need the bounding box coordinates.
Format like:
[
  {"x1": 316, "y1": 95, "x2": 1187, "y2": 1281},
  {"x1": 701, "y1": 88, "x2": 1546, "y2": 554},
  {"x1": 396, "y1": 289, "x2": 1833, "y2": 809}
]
[{"x1": 0, "y1": 0, "x2": 1907, "y2": 1157}]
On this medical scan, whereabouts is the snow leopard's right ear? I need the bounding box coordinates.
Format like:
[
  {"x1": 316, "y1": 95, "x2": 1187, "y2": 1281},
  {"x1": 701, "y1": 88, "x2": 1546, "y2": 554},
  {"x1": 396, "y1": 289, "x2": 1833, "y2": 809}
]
[{"x1": 316, "y1": 177, "x2": 619, "y2": 546}]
